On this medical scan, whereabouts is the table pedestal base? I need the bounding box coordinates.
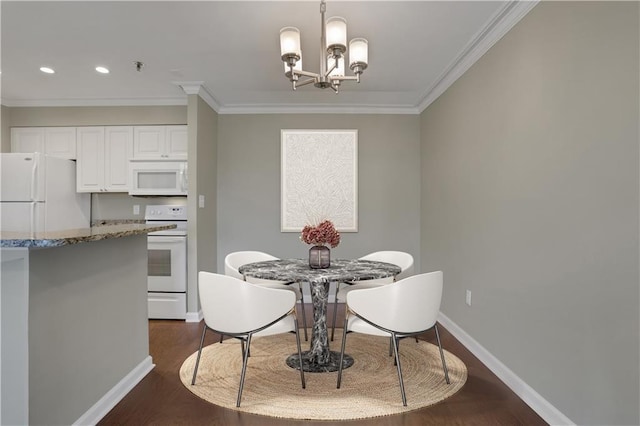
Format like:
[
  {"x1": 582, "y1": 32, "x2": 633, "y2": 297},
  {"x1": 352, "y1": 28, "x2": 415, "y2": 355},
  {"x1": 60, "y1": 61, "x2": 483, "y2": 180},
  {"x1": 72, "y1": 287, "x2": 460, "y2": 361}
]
[{"x1": 286, "y1": 351, "x2": 354, "y2": 373}]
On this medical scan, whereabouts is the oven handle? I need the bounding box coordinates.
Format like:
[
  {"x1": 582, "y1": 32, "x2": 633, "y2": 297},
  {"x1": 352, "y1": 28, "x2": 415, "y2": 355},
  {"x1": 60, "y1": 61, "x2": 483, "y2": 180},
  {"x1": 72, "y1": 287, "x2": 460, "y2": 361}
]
[{"x1": 147, "y1": 236, "x2": 187, "y2": 244}]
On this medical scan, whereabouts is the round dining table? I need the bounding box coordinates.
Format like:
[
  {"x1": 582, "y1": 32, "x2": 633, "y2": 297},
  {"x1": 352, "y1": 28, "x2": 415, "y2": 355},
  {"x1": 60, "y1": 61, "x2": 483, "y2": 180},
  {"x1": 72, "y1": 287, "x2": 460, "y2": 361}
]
[{"x1": 238, "y1": 258, "x2": 401, "y2": 372}]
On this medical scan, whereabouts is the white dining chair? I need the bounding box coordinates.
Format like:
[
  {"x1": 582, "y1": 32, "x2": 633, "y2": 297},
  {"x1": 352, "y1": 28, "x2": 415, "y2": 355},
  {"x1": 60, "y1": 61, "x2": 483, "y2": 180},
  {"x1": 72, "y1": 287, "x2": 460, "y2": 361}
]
[
  {"x1": 192, "y1": 271, "x2": 306, "y2": 407},
  {"x1": 225, "y1": 251, "x2": 308, "y2": 341},
  {"x1": 330, "y1": 251, "x2": 414, "y2": 341},
  {"x1": 336, "y1": 271, "x2": 449, "y2": 406}
]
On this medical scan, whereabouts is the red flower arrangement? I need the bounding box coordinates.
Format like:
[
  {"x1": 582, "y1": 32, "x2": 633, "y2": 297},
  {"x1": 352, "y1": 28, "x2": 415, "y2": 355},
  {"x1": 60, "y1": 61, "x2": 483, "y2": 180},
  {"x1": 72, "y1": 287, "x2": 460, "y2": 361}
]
[{"x1": 300, "y1": 220, "x2": 341, "y2": 248}]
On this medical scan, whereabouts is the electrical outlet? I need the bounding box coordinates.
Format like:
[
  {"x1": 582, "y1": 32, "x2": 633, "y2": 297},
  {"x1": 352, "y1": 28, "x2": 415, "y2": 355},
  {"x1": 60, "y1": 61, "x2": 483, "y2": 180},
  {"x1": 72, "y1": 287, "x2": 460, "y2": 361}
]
[
  {"x1": 133, "y1": 205, "x2": 140, "y2": 215},
  {"x1": 465, "y1": 290, "x2": 472, "y2": 306}
]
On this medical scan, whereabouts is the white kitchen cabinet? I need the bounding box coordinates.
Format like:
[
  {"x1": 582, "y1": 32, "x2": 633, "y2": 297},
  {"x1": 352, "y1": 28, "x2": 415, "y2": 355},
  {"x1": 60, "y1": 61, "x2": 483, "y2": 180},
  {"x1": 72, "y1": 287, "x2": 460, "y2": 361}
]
[
  {"x1": 11, "y1": 128, "x2": 43, "y2": 154},
  {"x1": 133, "y1": 125, "x2": 187, "y2": 160},
  {"x1": 76, "y1": 126, "x2": 133, "y2": 192},
  {"x1": 11, "y1": 127, "x2": 77, "y2": 159}
]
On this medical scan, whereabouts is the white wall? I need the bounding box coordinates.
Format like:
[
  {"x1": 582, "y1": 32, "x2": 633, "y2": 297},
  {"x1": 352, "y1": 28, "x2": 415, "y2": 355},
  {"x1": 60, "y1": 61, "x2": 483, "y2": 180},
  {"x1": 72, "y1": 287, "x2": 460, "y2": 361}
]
[{"x1": 420, "y1": 2, "x2": 639, "y2": 424}]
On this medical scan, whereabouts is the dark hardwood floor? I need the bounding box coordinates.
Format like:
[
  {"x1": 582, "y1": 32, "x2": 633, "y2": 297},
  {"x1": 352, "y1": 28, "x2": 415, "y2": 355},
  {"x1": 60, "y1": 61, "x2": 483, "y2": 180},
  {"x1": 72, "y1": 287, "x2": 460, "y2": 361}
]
[{"x1": 99, "y1": 305, "x2": 547, "y2": 426}]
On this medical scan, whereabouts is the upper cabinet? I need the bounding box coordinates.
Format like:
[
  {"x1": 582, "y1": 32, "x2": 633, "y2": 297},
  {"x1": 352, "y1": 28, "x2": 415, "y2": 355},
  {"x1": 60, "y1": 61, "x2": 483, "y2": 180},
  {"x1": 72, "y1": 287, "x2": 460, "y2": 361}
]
[
  {"x1": 133, "y1": 125, "x2": 187, "y2": 160},
  {"x1": 11, "y1": 127, "x2": 77, "y2": 159},
  {"x1": 76, "y1": 126, "x2": 133, "y2": 193}
]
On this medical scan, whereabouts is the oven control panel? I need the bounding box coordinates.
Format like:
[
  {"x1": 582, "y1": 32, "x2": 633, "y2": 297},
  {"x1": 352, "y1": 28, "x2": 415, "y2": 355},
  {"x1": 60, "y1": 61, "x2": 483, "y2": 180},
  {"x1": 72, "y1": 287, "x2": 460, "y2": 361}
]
[{"x1": 144, "y1": 205, "x2": 187, "y2": 221}]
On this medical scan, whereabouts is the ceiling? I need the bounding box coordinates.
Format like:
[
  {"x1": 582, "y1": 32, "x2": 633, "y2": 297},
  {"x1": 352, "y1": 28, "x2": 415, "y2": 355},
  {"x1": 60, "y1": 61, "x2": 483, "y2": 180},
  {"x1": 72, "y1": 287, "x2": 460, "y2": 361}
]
[{"x1": 0, "y1": 1, "x2": 536, "y2": 114}]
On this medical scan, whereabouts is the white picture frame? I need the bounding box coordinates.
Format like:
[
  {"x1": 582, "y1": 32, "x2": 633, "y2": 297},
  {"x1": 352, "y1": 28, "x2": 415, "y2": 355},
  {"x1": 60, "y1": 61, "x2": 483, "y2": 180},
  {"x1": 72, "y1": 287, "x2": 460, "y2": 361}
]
[{"x1": 281, "y1": 129, "x2": 358, "y2": 232}]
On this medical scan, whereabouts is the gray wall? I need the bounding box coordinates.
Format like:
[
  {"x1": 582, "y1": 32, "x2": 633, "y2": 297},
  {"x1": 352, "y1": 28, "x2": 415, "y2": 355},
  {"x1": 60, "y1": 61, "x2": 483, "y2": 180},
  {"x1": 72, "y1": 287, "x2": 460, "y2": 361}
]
[
  {"x1": 217, "y1": 114, "x2": 421, "y2": 276},
  {"x1": 28, "y1": 235, "x2": 148, "y2": 425},
  {"x1": 187, "y1": 94, "x2": 217, "y2": 313},
  {"x1": 6, "y1": 105, "x2": 186, "y2": 127},
  {"x1": 1, "y1": 106, "x2": 10, "y2": 152},
  {"x1": 420, "y1": 2, "x2": 639, "y2": 425}
]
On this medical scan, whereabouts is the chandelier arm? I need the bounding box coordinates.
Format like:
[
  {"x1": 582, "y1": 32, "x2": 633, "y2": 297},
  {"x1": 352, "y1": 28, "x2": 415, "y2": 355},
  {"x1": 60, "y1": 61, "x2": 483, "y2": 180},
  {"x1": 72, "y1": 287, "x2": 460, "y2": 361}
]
[
  {"x1": 293, "y1": 69, "x2": 321, "y2": 79},
  {"x1": 324, "y1": 59, "x2": 338, "y2": 78},
  {"x1": 295, "y1": 78, "x2": 317, "y2": 88},
  {"x1": 331, "y1": 75, "x2": 361, "y2": 83}
]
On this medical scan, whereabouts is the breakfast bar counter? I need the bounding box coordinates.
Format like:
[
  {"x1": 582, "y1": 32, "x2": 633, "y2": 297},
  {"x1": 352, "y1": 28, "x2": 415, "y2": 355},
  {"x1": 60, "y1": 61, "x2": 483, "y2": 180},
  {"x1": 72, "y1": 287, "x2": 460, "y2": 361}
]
[
  {"x1": 0, "y1": 222, "x2": 175, "y2": 248},
  {"x1": 0, "y1": 223, "x2": 173, "y2": 425}
]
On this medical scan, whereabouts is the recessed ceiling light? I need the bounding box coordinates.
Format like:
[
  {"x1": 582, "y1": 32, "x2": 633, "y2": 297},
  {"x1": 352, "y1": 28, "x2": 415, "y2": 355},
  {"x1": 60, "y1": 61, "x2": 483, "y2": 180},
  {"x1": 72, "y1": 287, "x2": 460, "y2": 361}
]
[
  {"x1": 95, "y1": 66, "x2": 109, "y2": 74},
  {"x1": 40, "y1": 67, "x2": 55, "y2": 74}
]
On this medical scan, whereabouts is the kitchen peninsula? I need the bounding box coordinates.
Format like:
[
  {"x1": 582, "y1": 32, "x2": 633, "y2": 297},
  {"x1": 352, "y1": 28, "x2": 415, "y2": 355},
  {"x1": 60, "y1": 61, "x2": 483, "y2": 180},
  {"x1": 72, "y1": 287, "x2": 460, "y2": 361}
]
[{"x1": 1, "y1": 222, "x2": 174, "y2": 426}]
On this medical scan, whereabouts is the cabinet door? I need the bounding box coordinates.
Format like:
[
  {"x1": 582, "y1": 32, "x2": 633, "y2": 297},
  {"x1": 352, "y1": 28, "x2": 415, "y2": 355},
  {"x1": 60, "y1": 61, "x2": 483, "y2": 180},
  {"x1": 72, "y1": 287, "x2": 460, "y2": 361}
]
[
  {"x1": 104, "y1": 127, "x2": 133, "y2": 192},
  {"x1": 11, "y1": 128, "x2": 45, "y2": 153},
  {"x1": 45, "y1": 127, "x2": 77, "y2": 159},
  {"x1": 165, "y1": 125, "x2": 188, "y2": 159},
  {"x1": 133, "y1": 126, "x2": 165, "y2": 159},
  {"x1": 76, "y1": 127, "x2": 105, "y2": 192}
]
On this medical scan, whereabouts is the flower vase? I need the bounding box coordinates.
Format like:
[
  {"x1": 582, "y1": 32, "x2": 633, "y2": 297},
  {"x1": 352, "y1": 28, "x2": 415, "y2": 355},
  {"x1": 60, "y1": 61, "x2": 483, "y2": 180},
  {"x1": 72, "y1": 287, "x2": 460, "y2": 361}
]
[{"x1": 309, "y1": 245, "x2": 330, "y2": 269}]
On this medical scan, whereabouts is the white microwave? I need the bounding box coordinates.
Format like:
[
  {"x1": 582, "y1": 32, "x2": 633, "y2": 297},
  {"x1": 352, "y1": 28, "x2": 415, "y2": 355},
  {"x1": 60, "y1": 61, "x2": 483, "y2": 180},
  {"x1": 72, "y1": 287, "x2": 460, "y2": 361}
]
[{"x1": 129, "y1": 160, "x2": 188, "y2": 196}]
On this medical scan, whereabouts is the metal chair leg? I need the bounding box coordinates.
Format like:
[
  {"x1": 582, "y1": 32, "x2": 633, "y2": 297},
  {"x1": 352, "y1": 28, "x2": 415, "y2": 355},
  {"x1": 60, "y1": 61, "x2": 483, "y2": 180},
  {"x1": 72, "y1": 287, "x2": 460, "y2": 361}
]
[
  {"x1": 236, "y1": 333, "x2": 253, "y2": 407},
  {"x1": 298, "y1": 283, "x2": 308, "y2": 341},
  {"x1": 331, "y1": 283, "x2": 340, "y2": 341},
  {"x1": 293, "y1": 316, "x2": 306, "y2": 388},
  {"x1": 336, "y1": 316, "x2": 350, "y2": 388},
  {"x1": 391, "y1": 333, "x2": 407, "y2": 406},
  {"x1": 191, "y1": 325, "x2": 208, "y2": 385},
  {"x1": 434, "y1": 324, "x2": 450, "y2": 384}
]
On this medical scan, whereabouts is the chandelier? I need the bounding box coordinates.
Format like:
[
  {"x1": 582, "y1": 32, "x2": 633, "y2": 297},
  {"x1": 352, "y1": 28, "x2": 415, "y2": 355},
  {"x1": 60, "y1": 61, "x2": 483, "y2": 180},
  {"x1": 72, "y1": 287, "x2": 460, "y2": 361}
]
[{"x1": 279, "y1": 0, "x2": 368, "y2": 93}]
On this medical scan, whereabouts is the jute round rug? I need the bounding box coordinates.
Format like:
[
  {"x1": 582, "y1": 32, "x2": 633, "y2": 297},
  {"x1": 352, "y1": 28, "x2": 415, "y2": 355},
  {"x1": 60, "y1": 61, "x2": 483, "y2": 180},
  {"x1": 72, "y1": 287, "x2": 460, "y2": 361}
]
[{"x1": 179, "y1": 330, "x2": 467, "y2": 421}]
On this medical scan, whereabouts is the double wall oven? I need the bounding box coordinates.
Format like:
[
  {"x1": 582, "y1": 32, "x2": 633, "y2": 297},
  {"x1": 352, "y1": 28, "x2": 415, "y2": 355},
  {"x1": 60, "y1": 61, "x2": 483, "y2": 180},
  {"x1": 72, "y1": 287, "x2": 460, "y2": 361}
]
[{"x1": 145, "y1": 204, "x2": 187, "y2": 319}]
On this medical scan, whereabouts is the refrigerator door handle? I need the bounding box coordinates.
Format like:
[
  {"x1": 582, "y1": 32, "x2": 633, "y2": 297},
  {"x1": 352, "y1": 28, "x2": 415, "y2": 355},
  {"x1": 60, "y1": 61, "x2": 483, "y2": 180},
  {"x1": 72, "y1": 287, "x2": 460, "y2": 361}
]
[
  {"x1": 30, "y1": 201, "x2": 36, "y2": 232},
  {"x1": 30, "y1": 157, "x2": 38, "y2": 201}
]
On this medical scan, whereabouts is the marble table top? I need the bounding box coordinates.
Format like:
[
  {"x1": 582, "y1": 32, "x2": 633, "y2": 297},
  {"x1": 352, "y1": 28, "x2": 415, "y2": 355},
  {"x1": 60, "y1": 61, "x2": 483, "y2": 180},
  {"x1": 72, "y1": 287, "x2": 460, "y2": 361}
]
[
  {"x1": 238, "y1": 258, "x2": 401, "y2": 284},
  {"x1": 0, "y1": 223, "x2": 176, "y2": 248}
]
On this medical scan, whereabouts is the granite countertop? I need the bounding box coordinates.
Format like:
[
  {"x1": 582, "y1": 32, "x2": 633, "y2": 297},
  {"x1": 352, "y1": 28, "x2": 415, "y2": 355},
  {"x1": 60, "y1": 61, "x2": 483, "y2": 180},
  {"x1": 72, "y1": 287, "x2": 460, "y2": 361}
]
[{"x1": 0, "y1": 223, "x2": 176, "y2": 248}]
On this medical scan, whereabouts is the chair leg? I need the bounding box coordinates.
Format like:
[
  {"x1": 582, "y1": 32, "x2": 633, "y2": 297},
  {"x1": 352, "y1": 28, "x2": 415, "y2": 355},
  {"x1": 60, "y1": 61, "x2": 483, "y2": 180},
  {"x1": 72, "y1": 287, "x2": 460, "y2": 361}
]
[
  {"x1": 336, "y1": 316, "x2": 350, "y2": 388},
  {"x1": 434, "y1": 324, "x2": 450, "y2": 384},
  {"x1": 330, "y1": 284, "x2": 340, "y2": 341},
  {"x1": 191, "y1": 325, "x2": 208, "y2": 385},
  {"x1": 219, "y1": 334, "x2": 224, "y2": 343},
  {"x1": 293, "y1": 316, "x2": 306, "y2": 389},
  {"x1": 391, "y1": 333, "x2": 407, "y2": 406},
  {"x1": 236, "y1": 333, "x2": 253, "y2": 407},
  {"x1": 298, "y1": 283, "x2": 308, "y2": 341},
  {"x1": 240, "y1": 339, "x2": 250, "y2": 358}
]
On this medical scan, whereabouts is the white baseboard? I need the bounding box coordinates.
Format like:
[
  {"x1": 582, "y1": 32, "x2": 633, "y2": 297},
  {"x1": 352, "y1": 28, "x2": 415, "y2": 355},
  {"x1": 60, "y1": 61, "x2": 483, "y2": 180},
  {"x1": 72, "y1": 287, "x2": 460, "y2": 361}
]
[
  {"x1": 185, "y1": 310, "x2": 203, "y2": 323},
  {"x1": 437, "y1": 312, "x2": 575, "y2": 426},
  {"x1": 73, "y1": 356, "x2": 155, "y2": 426}
]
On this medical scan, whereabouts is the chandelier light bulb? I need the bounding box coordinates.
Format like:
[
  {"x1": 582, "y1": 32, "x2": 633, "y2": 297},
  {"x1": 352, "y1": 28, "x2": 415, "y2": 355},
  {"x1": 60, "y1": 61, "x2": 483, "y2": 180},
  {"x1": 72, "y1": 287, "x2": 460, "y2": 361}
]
[
  {"x1": 349, "y1": 38, "x2": 369, "y2": 69},
  {"x1": 280, "y1": 27, "x2": 301, "y2": 58},
  {"x1": 326, "y1": 16, "x2": 347, "y2": 54}
]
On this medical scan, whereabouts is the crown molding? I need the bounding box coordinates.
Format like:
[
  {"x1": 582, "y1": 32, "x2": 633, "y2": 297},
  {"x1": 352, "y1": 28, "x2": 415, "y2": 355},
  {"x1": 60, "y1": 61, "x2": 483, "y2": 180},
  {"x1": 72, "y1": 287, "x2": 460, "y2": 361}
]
[
  {"x1": 416, "y1": 0, "x2": 539, "y2": 113},
  {"x1": 173, "y1": 81, "x2": 221, "y2": 113},
  {"x1": 0, "y1": 97, "x2": 187, "y2": 108},
  {"x1": 217, "y1": 104, "x2": 420, "y2": 115}
]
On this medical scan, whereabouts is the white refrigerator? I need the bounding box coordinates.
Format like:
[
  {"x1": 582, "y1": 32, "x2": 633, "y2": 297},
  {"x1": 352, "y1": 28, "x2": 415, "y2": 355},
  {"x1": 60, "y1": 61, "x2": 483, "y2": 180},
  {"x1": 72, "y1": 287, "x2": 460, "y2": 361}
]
[{"x1": 1, "y1": 153, "x2": 90, "y2": 233}]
